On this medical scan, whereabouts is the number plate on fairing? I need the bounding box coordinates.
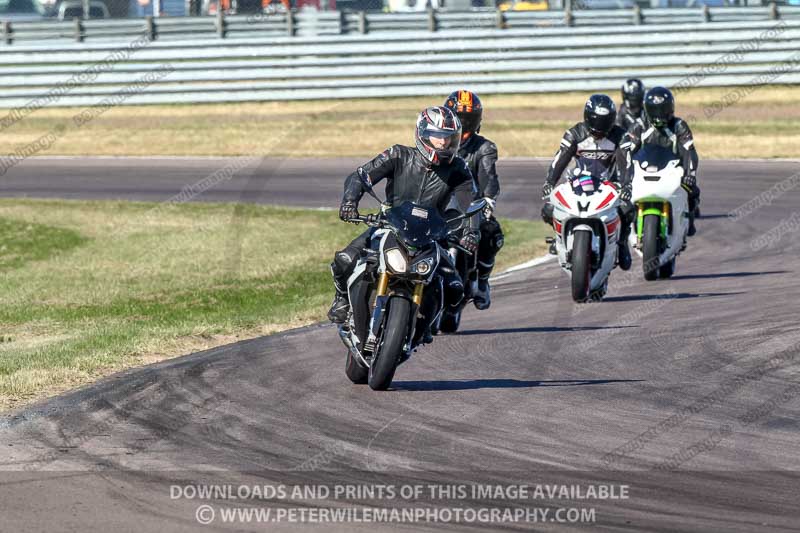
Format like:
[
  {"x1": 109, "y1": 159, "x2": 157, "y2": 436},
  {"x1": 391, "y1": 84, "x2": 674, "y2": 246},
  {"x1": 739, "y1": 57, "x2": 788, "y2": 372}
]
[{"x1": 411, "y1": 207, "x2": 429, "y2": 219}]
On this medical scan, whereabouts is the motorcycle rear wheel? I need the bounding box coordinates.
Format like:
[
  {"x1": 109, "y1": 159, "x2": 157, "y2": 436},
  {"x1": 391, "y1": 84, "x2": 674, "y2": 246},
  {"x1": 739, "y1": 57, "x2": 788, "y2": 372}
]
[
  {"x1": 345, "y1": 350, "x2": 368, "y2": 384},
  {"x1": 438, "y1": 306, "x2": 462, "y2": 334}
]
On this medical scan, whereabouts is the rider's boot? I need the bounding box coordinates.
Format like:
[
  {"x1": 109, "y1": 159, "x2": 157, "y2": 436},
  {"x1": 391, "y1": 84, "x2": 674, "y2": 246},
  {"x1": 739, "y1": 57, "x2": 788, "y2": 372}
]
[
  {"x1": 327, "y1": 275, "x2": 350, "y2": 324},
  {"x1": 473, "y1": 277, "x2": 491, "y2": 310},
  {"x1": 688, "y1": 211, "x2": 697, "y2": 237},
  {"x1": 617, "y1": 242, "x2": 632, "y2": 271},
  {"x1": 327, "y1": 291, "x2": 349, "y2": 324},
  {"x1": 617, "y1": 216, "x2": 633, "y2": 271}
]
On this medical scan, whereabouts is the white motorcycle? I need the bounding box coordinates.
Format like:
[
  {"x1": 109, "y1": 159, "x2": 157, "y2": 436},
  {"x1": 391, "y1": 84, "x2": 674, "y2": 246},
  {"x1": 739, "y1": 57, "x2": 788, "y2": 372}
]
[
  {"x1": 547, "y1": 170, "x2": 622, "y2": 303},
  {"x1": 630, "y1": 144, "x2": 690, "y2": 281}
]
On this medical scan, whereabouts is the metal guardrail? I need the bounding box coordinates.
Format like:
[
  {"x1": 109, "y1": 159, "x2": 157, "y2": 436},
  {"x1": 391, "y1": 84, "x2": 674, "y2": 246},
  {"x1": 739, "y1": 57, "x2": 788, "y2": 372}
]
[
  {"x1": 2, "y1": 4, "x2": 800, "y2": 43},
  {"x1": 0, "y1": 19, "x2": 798, "y2": 107}
]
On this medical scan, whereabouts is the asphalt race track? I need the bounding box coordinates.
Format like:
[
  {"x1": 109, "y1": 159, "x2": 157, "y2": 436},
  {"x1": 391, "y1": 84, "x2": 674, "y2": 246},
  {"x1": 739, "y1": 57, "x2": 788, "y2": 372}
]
[
  {"x1": 1, "y1": 157, "x2": 799, "y2": 532},
  {"x1": 0, "y1": 155, "x2": 549, "y2": 219}
]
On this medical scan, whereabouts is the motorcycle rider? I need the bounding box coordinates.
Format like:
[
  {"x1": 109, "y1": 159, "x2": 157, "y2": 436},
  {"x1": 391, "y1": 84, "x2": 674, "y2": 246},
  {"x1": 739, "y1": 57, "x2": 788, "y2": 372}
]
[
  {"x1": 444, "y1": 90, "x2": 502, "y2": 310},
  {"x1": 328, "y1": 106, "x2": 481, "y2": 340},
  {"x1": 541, "y1": 94, "x2": 635, "y2": 271},
  {"x1": 616, "y1": 79, "x2": 646, "y2": 132},
  {"x1": 626, "y1": 86, "x2": 700, "y2": 236}
]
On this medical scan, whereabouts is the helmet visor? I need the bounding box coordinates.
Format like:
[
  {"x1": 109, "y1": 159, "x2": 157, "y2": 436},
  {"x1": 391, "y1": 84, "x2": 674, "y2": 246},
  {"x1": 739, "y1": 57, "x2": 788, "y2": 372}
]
[
  {"x1": 587, "y1": 113, "x2": 615, "y2": 136},
  {"x1": 457, "y1": 111, "x2": 481, "y2": 135},
  {"x1": 625, "y1": 96, "x2": 643, "y2": 112},
  {"x1": 645, "y1": 105, "x2": 669, "y2": 127},
  {"x1": 420, "y1": 123, "x2": 462, "y2": 161}
]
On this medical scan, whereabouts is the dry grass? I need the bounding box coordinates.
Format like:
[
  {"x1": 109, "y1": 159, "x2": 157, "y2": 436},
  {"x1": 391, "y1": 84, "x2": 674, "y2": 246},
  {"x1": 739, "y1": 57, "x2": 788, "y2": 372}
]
[{"x1": 1, "y1": 86, "x2": 799, "y2": 159}]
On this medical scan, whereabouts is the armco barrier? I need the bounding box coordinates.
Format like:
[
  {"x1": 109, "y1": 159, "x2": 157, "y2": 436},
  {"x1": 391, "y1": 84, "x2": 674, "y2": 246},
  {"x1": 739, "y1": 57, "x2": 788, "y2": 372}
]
[{"x1": 0, "y1": 19, "x2": 798, "y2": 107}]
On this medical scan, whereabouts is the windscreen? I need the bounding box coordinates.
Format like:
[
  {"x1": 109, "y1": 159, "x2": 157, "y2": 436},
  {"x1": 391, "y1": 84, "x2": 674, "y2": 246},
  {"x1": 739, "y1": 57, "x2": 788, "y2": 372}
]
[
  {"x1": 633, "y1": 144, "x2": 680, "y2": 171},
  {"x1": 384, "y1": 202, "x2": 448, "y2": 247}
]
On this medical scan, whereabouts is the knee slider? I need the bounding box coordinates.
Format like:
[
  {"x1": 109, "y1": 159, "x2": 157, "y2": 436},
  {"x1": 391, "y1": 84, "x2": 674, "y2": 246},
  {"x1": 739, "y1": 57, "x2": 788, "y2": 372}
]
[{"x1": 332, "y1": 249, "x2": 358, "y2": 276}]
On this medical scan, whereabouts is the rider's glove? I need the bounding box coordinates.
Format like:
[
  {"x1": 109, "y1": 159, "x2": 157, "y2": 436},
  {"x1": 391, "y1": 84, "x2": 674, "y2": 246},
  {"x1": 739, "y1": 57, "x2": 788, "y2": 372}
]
[
  {"x1": 460, "y1": 232, "x2": 480, "y2": 255},
  {"x1": 483, "y1": 197, "x2": 496, "y2": 219},
  {"x1": 618, "y1": 183, "x2": 632, "y2": 202},
  {"x1": 339, "y1": 201, "x2": 359, "y2": 223},
  {"x1": 541, "y1": 183, "x2": 554, "y2": 201},
  {"x1": 681, "y1": 173, "x2": 696, "y2": 192}
]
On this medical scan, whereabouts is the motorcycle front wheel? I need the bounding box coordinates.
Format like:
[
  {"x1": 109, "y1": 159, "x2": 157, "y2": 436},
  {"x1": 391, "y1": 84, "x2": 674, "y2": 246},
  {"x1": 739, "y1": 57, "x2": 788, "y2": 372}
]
[
  {"x1": 642, "y1": 215, "x2": 661, "y2": 281},
  {"x1": 571, "y1": 231, "x2": 592, "y2": 303},
  {"x1": 368, "y1": 296, "x2": 410, "y2": 391}
]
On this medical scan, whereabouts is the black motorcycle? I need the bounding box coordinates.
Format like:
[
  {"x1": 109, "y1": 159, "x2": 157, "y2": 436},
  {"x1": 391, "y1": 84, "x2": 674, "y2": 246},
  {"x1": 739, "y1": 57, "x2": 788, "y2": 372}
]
[{"x1": 338, "y1": 194, "x2": 484, "y2": 391}]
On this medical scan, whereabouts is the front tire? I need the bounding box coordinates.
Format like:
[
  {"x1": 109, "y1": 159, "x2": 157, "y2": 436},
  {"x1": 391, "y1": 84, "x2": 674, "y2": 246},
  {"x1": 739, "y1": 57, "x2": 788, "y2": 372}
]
[
  {"x1": 642, "y1": 215, "x2": 661, "y2": 281},
  {"x1": 368, "y1": 296, "x2": 410, "y2": 391},
  {"x1": 571, "y1": 231, "x2": 592, "y2": 303}
]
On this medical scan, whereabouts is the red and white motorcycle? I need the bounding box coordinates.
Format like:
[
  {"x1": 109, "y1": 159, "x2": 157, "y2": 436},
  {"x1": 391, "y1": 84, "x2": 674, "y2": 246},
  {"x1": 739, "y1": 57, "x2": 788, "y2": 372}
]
[{"x1": 547, "y1": 170, "x2": 622, "y2": 303}]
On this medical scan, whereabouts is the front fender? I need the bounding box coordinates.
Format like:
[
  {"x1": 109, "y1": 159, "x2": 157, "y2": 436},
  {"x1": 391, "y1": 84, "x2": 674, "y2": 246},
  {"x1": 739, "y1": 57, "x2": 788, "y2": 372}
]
[{"x1": 636, "y1": 203, "x2": 668, "y2": 240}]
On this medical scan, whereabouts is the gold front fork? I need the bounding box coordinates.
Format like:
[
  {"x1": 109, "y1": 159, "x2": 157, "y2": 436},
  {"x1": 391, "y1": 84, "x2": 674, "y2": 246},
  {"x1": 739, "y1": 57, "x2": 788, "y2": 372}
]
[
  {"x1": 412, "y1": 283, "x2": 424, "y2": 306},
  {"x1": 376, "y1": 272, "x2": 390, "y2": 297}
]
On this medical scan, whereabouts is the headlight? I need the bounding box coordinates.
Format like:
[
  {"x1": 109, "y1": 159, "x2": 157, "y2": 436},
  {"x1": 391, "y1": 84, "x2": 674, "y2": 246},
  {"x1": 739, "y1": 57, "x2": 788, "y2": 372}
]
[
  {"x1": 413, "y1": 260, "x2": 431, "y2": 275},
  {"x1": 385, "y1": 248, "x2": 407, "y2": 273}
]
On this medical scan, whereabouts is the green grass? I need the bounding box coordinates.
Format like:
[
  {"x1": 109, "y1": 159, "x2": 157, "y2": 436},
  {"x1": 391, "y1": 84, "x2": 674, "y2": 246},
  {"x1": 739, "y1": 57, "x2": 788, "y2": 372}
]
[
  {"x1": 0, "y1": 217, "x2": 87, "y2": 271},
  {"x1": 0, "y1": 198, "x2": 548, "y2": 411}
]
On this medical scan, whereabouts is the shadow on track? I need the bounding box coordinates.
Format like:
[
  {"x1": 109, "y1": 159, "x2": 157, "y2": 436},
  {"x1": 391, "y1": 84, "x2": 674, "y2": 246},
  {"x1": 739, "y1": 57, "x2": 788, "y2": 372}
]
[
  {"x1": 696, "y1": 214, "x2": 732, "y2": 220},
  {"x1": 669, "y1": 270, "x2": 788, "y2": 281},
  {"x1": 603, "y1": 292, "x2": 745, "y2": 302},
  {"x1": 455, "y1": 325, "x2": 638, "y2": 336},
  {"x1": 392, "y1": 379, "x2": 644, "y2": 392}
]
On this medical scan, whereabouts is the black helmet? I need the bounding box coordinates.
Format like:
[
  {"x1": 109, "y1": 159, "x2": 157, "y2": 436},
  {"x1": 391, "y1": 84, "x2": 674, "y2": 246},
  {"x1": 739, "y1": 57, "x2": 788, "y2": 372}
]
[
  {"x1": 583, "y1": 94, "x2": 617, "y2": 137},
  {"x1": 415, "y1": 106, "x2": 462, "y2": 165},
  {"x1": 444, "y1": 89, "x2": 483, "y2": 138},
  {"x1": 621, "y1": 78, "x2": 645, "y2": 113},
  {"x1": 644, "y1": 86, "x2": 675, "y2": 128}
]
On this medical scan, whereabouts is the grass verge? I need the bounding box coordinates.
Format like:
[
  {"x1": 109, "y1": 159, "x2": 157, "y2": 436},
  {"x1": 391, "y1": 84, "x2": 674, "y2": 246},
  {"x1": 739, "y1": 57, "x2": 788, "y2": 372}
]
[
  {"x1": 1, "y1": 86, "x2": 799, "y2": 159},
  {"x1": 0, "y1": 198, "x2": 548, "y2": 411}
]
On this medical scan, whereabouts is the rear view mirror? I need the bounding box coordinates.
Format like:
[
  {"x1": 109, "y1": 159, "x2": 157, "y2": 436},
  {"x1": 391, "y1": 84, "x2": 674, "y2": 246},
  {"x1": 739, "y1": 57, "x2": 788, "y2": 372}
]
[
  {"x1": 447, "y1": 199, "x2": 487, "y2": 224},
  {"x1": 465, "y1": 199, "x2": 487, "y2": 217},
  {"x1": 357, "y1": 168, "x2": 384, "y2": 204}
]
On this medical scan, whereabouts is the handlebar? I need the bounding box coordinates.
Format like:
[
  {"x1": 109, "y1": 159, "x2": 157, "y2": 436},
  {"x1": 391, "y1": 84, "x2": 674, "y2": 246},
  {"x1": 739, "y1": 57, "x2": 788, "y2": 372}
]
[
  {"x1": 346, "y1": 213, "x2": 382, "y2": 227},
  {"x1": 345, "y1": 213, "x2": 475, "y2": 254}
]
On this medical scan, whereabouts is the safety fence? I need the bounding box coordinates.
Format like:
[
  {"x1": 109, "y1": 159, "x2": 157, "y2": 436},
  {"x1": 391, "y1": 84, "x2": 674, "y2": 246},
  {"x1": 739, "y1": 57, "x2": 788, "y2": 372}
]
[{"x1": 0, "y1": 19, "x2": 798, "y2": 107}]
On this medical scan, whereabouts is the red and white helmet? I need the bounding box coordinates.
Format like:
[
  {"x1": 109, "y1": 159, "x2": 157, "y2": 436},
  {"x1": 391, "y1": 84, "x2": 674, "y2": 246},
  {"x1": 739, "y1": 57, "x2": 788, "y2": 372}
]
[{"x1": 415, "y1": 106, "x2": 462, "y2": 165}]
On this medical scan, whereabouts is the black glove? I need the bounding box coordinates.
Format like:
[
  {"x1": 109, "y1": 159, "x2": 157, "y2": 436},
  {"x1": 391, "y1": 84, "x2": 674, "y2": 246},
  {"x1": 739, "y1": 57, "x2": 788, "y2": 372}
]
[
  {"x1": 339, "y1": 202, "x2": 359, "y2": 223},
  {"x1": 460, "y1": 232, "x2": 479, "y2": 255},
  {"x1": 541, "y1": 183, "x2": 554, "y2": 201},
  {"x1": 618, "y1": 183, "x2": 632, "y2": 202}
]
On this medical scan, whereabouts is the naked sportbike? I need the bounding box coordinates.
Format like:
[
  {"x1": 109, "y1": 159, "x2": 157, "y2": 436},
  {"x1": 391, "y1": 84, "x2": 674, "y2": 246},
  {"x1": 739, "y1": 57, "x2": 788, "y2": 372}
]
[{"x1": 338, "y1": 188, "x2": 485, "y2": 390}]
